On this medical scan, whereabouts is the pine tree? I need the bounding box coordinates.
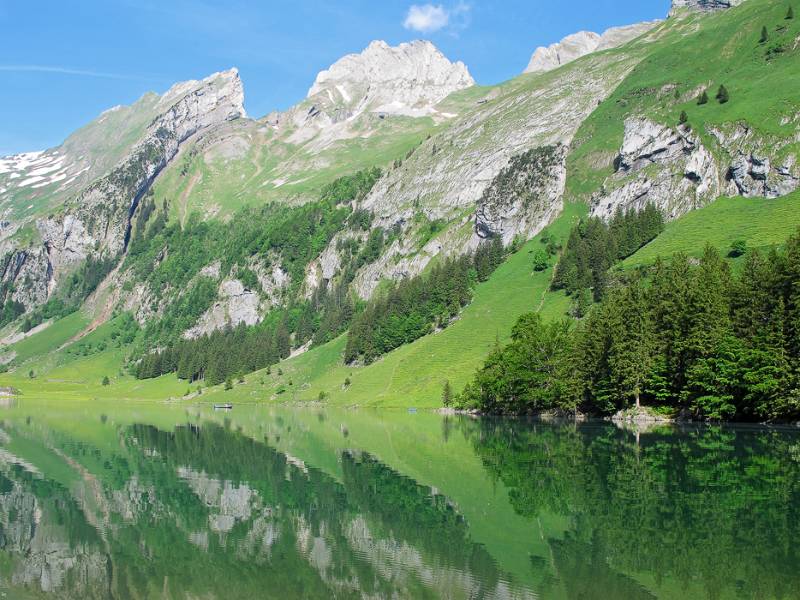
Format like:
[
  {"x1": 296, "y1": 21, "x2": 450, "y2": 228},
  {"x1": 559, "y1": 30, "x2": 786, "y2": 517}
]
[
  {"x1": 788, "y1": 6, "x2": 795, "y2": 19},
  {"x1": 102, "y1": 376, "x2": 110, "y2": 386},
  {"x1": 759, "y1": 25, "x2": 769, "y2": 43},
  {"x1": 442, "y1": 380, "x2": 453, "y2": 407},
  {"x1": 716, "y1": 84, "x2": 729, "y2": 104},
  {"x1": 684, "y1": 246, "x2": 734, "y2": 376},
  {"x1": 698, "y1": 90, "x2": 709, "y2": 105},
  {"x1": 679, "y1": 110, "x2": 689, "y2": 125},
  {"x1": 224, "y1": 377, "x2": 233, "y2": 391},
  {"x1": 607, "y1": 279, "x2": 654, "y2": 409}
]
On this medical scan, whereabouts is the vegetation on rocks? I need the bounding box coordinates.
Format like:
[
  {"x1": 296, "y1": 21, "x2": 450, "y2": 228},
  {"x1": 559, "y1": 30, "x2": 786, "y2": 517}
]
[{"x1": 344, "y1": 238, "x2": 505, "y2": 365}]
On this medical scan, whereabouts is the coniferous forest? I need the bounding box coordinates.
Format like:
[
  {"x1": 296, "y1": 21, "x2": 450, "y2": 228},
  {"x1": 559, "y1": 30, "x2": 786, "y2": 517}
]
[
  {"x1": 344, "y1": 238, "x2": 505, "y2": 364},
  {"x1": 551, "y1": 204, "x2": 665, "y2": 301},
  {"x1": 458, "y1": 229, "x2": 800, "y2": 421},
  {"x1": 137, "y1": 234, "x2": 506, "y2": 384}
]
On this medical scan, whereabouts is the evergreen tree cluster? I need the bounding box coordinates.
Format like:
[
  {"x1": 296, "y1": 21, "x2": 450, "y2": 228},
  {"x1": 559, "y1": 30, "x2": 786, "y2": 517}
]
[
  {"x1": 697, "y1": 85, "x2": 729, "y2": 105},
  {"x1": 459, "y1": 233, "x2": 800, "y2": 422},
  {"x1": 137, "y1": 273, "x2": 360, "y2": 383},
  {"x1": 136, "y1": 316, "x2": 292, "y2": 384},
  {"x1": 551, "y1": 205, "x2": 664, "y2": 300},
  {"x1": 320, "y1": 167, "x2": 381, "y2": 204},
  {"x1": 134, "y1": 168, "x2": 388, "y2": 382},
  {"x1": 344, "y1": 238, "x2": 505, "y2": 365},
  {"x1": 126, "y1": 168, "x2": 382, "y2": 348}
]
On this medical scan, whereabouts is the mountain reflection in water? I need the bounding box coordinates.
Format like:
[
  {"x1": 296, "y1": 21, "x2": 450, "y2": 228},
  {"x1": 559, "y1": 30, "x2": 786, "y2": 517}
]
[{"x1": 0, "y1": 402, "x2": 798, "y2": 599}]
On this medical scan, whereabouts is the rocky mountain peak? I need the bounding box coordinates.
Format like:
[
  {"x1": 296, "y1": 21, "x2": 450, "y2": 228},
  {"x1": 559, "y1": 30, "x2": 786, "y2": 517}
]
[
  {"x1": 669, "y1": 0, "x2": 746, "y2": 16},
  {"x1": 160, "y1": 68, "x2": 246, "y2": 120},
  {"x1": 307, "y1": 40, "x2": 474, "y2": 117},
  {"x1": 524, "y1": 22, "x2": 660, "y2": 74}
]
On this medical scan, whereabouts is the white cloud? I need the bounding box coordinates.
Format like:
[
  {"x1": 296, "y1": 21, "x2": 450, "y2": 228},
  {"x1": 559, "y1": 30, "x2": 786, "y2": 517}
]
[
  {"x1": 403, "y1": 3, "x2": 471, "y2": 35},
  {"x1": 404, "y1": 4, "x2": 449, "y2": 33}
]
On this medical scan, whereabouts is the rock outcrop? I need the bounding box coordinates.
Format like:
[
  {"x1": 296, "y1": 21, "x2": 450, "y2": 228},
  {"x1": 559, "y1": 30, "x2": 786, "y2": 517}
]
[
  {"x1": 475, "y1": 145, "x2": 567, "y2": 244},
  {"x1": 308, "y1": 40, "x2": 474, "y2": 118},
  {"x1": 1, "y1": 69, "x2": 245, "y2": 311},
  {"x1": 670, "y1": 0, "x2": 746, "y2": 16},
  {"x1": 524, "y1": 22, "x2": 660, "y2": 74},
  {"x1": 184, "y1": 278, "x2": 262, "y2": 339},
  {"x1": 591, "y1": 117, "x2": 799, "y2": 220},
  {"x1": 591, "y1": 117, "x2": 723, "y2": 219}
]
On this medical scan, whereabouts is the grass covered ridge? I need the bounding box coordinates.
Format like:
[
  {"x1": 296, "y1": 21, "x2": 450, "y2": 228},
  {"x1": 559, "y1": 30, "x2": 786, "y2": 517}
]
[
  {"x1": 624, "y1": 191, "x2": 800, "y2": 267},
  {"x1": 566, "y1": 0, "x2": 800, "y2": 201}
]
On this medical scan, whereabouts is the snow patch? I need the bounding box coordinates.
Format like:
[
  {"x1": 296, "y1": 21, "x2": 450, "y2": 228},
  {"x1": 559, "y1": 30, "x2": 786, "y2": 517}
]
[
  {"x1": 336, "y1": 84, "x2": 351, "y2": 103},
  {"x1": 19, "y1": 175, "x2": 46, "y2": 187},
  {"x1": 28, "y1": 157, "x2": 65, "y2": 177}
]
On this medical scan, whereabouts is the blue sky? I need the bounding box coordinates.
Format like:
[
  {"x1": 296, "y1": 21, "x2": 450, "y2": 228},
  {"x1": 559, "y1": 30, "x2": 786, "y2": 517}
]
[{"x1": 0, "y1": 0, "x2": 669, "y2": 155}]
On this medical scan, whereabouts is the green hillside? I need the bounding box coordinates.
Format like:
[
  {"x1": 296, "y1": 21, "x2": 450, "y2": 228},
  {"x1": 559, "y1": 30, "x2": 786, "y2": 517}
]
[
  {"x1": 0, "y1": 204, "x2": 581, "y2": 404},
  {"x1": 624, "y1": 191, "x2": 800, "y2": 267},
  {"x1": 0, "y1": 0, "x2": 798, "y2": 410},
  {"x1": 567, "y1": 0, "x2": 800, "y2": 201},
  {"x1": 200, "y1": 204, "x2": 582, "y2": 408},
  {"x1": 4, "y1": 191, "x2": 800, "y2": 408}
]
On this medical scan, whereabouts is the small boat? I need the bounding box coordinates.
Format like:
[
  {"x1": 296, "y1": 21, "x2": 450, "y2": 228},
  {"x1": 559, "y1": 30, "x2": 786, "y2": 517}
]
[
  {"x1": 213, "y1": 403, "x2": 233, "y2": 410},
  {"x1": 408, "y1": 408, "x2": 418, "y2": 414}
]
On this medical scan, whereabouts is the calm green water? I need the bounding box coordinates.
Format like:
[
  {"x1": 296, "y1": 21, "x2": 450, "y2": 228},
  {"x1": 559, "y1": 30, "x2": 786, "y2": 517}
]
[{"x1": 0, "y1": 400, "x2": 798, "y2": 599}]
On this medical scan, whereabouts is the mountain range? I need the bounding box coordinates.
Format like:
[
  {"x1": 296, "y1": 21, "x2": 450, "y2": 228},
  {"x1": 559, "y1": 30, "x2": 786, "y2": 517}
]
[{"x1": 0, "y1": 0, "x2": 797, "y2": 406}]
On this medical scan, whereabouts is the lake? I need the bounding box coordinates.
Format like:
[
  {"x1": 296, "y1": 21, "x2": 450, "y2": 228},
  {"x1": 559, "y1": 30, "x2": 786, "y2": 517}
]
[{"x1": 0, "y1": 399, "x2": 798, "y2": 599}]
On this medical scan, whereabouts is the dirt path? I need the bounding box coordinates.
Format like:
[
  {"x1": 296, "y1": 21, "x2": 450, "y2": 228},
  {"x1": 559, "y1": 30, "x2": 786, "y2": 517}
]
[
  {"x1": 536, "y1": 251, "x2": 562, "y2": 313},
  {"x1": 179, "y1": 171, "x2": 202, "y2": 227},
  {"x1": 61, "y1": 261, "x2": 123, "y2": 349}
]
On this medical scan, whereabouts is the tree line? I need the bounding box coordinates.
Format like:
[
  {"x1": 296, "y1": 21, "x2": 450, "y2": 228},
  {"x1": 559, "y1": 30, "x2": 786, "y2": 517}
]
[
  {"x1": 552, "y1": 204, "x2": 664, "y2": 302},
  {"x1": 136, "y1": 314, "x2": 292, "y2": 384},
  {"x1": 344, "y1": 238, "x2": 505, "y2": 364},
  {"x1": 458, "y1": 230, "x2": 800, "y2": 421}
]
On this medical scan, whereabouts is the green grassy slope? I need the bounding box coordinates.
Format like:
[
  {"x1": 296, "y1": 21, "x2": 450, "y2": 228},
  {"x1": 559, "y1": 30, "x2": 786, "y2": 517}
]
[
  {"x1": 566, "y1": 0, "x2": 800, "y2": 201},
  {"x1": 6, "y1": 311, "x2": 89, "y2": 365},
  {"x1": 199, "y1": 203, "x2": 584, "y2": 408},
  {"x1": 153, "y1": 115, "x2": 439, "y2": 223},
  {"x1": 10, "y1": 190, "x2": 796, "y2": 407},
  {"x1": 0, "y1": 313, "x2": 187, "y2": 401},
  {"x1": 0, "y1": 204, "x2": 582, "y2": 405},
  {"x1": 624, "y1": 191, "x2": 800, "y2": 267}
]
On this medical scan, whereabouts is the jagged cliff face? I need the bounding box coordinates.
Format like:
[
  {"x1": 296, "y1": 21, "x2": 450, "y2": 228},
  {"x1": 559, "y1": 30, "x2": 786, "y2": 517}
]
[
  {"x1": 591, "y1": 117, "x2": 799, "y2": 220},
  {"x1": 670, "y1": 0, "x2": 746, "y2": 15},
  {"x1": 0, "y1": 69, "x2": 244, "y2": 309},
  {"x1": 50, "y1": 68, "x2": 244, "y2": 260},
  {"x1": 277, "y1": 40, "x2": 474, "y2": 151},
  {"x1": 524, "y1": 22, "x2": 660, "y2": 74},
  {"x1": 308, "y1": 40, "x2": 474, "y2": 118}
]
